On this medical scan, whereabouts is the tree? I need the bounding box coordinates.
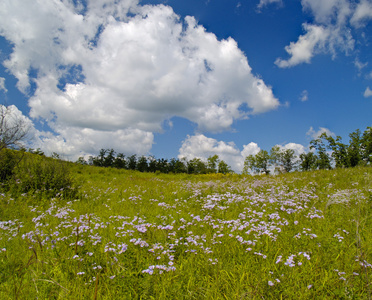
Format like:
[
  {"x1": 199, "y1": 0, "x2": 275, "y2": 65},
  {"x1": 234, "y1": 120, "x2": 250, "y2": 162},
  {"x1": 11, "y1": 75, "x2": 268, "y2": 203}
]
[
  {"x1": 361, "y1": 126, "x2": 372, "y2": 164},
  {"x1": 255, "y1": 150, "x2": 271, "y2": 175},
  {"x1": 279, "y1": 148, "x2": 297, "y2": 173},
  {"x1": 310, "y1": 135, "x2": 332, "y2": 170},
  {"x1": 207, "y1": 155, "x2": 219, "y2": 173},
  {"x1": 323, "y1": 134, "x2": 348, "y2": 168},
  {"x1": 156, "y1": 158, "x2": 169, "y2": 173},
  {"x1": 127, "y1": 154, "x2": 137, "y2": 170},
  {"x1": 187, "y1": 158, "x2": 207, "y2": 174},
  {"x1": 347, "y1": 129, "x2": 362, "y2": 167},
  {"x1": 103, "y1": 149, "x2": 116, "y2": 167},
  {"x1": 0, "y1": 105, "x2": 31, "y2": 150},
  {"x1": 169, "y1": 158, "x2": 187, "y2": 173},
  {"x1": 299, "y1": 152, "x2": 317, "y2": 171},
  {"x1": 243, "y1": 154, "x2": 256, "y2": 175},
  {"x1": 243, "y1": 150, "x2": 270, "y2": 175},
  {"x1": 270, "y1": 146, "x2": 281, "y2": 172},
  {"x1": 218, "y1": 160, "x2": 232, "y2": 174},
  {"x1": 113, "y1": 153, "x2": 127, "y2": 169},
  {"x1": 137, "y1": 156, "x2": 148, "y2": 172}
]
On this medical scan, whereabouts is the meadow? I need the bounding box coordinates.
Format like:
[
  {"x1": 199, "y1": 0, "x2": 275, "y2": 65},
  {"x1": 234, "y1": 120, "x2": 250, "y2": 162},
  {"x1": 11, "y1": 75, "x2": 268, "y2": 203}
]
[{"x1": 0, "y1": 163, "x2": 371, "y2": 299}]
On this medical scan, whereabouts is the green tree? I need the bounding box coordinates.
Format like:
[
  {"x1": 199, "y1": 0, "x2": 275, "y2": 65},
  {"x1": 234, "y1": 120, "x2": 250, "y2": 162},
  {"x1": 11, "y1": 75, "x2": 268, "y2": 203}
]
[
  {"x1": 137, "y1": 156, "x2": 148, "y2": 172},
  {"x1": 127, "y1": 154, "x2": 137, "y2": 170},
  {"x1": 310, "y1": 135, "x2": 332, "y2": 170},
  {"x1": 187, "y1": 158, "x2": 207, "y2": 174},
  {"x1": 103, "y1": 149, "x2": 115, "y2": 167},
  {"x1": 323, "y1": 134, "x2": 349, "y2": 168},
  {"x1": 243, "y1": 150, "x2": 270, "y2": 175},
  {"x1": 242, "y1": 154, "x2": 256, "y2": 175},
  {"x1": 347, "y1": 129, "x2": 362, "y2": 167},
  {"x1": 361, "y1": 126, "x2": 372, "y2": 164},
  {"x1": 217, "y1": 160, "x2": 232, "y2": 174},
  {"x1": 113, "y1": 153, "x2": 127, "y2": 169},
  {"x1": 279, "y1": 148, "x2": 297, "y2": 173},
  {"x1": 299, "y1": 152, "x2": 318, "y2": 171},
  {"x1": 207, "y1": 155, "x2": 219, "y2": 173},
  {"x1": 169, "y1": 158, "x2": 187, "y2": 173}
]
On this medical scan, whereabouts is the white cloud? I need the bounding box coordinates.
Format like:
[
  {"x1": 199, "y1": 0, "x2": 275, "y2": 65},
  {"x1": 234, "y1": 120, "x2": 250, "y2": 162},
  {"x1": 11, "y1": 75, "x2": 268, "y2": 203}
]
[
  {"x1": 306, "y1": 126, "x2": 335, "y2": 139},
  {"x1": 0, "y1": 104, "x2": 35, "y2": 148},
  {"x1": 354, "y1": 58, "x2": 368, "y2": 73},
  {"x1": 276, "y1": 0, "x2": 359, "y2": 68},
  {"x1": 178, "y1": 135, "x2": 310, "y2": 173},
  {"x1": 300, "y1": 90, "x2": 309, "y2": 101},
  {"x1": 178, "y1": 134, "x2": 263, "y2": 173},
  {"x1": 301, "y1": 0, "x2": 351, "y2": 24},
  {"x1": 350, "y1": 0, "x2": 372, "y2": 27},
  {"x1": 0, "y1": 77, "x2": 7, "y2": 93},
  {"x1": 257, "y1": 0, "x2": 282, "y2": 10},
  {"x1": 33, "y1": 127, "x2": 154, "y2": 159},
  {"x1": 364, "y1": 86, "x2": 372, "y2": 98},
  {"x1": 0, "y1": 0, "x2": 279, "y2": 157},
  {"x1": 275, "y1": 24, "x2": 330, "y2": 68},
  {"x1": 280, "y1": 142, "x2": 306, "y2": 157}
]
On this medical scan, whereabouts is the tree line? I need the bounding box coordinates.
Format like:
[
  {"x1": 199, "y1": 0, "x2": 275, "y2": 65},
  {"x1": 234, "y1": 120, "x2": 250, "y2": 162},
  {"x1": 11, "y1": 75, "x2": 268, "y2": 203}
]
[
  {"x1": 243, "y1": 126, "x2": 372, "y2": 175},
  {"x1": 76, "y1": 151, "x2": 233, "y2": 175}
]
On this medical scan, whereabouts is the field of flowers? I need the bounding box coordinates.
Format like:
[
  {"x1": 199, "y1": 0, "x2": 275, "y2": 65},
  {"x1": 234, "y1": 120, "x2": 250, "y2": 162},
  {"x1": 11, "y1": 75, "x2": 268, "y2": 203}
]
[{"x1": 1, "y1": 165, "x2": 371, "y2": 299}]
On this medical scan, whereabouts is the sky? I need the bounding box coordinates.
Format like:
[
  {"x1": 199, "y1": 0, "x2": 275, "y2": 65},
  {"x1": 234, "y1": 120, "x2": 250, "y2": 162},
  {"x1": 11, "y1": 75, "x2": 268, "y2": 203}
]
[{"x1": 1, "y1": 0, "x2": 372, "y2": 172}]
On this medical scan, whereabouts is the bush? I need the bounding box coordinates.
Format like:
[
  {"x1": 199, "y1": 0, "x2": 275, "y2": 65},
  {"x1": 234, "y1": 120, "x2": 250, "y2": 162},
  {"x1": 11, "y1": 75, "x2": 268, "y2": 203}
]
[
  {"x1": 5, "y1": 152, "x2": 78, "y2": 198},
  {"x1": 0, "y1": 149, "x2": 23, "y2": 183}
]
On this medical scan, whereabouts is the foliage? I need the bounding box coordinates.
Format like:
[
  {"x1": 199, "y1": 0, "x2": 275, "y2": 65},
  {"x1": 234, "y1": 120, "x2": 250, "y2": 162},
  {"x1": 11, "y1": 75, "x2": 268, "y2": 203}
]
[
  {"x1": 83, "y1": 150, "x2": 234, "y2": 175},
  {"x1": 1, "y1": 151, "x2": 78, "y2": 198}
]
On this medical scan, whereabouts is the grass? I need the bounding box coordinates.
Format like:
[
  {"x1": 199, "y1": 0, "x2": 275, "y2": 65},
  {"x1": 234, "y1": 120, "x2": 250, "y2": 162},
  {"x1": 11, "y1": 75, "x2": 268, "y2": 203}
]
[{"x1": 0, "y1": 163, "x2": 371, "y2": 299}]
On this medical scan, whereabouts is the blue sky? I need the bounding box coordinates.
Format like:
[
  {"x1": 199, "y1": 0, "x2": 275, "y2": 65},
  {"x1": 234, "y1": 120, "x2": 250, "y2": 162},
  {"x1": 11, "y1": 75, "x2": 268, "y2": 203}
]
[{"x1": 1, "y1": 0, "x2": 372, "y2": 172}]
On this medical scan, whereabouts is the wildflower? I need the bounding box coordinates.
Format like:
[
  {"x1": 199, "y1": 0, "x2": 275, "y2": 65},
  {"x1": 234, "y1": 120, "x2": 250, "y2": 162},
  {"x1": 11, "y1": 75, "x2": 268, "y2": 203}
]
[
  {"x1": 307, "y1": 285, "x2": 312, "y2": 289},
  {"x1": 77, "y1": 272, "x2": 85, "y2": 275},
  {"x1": 268, "y1": 281, "x2": 274, "y2": 286}
]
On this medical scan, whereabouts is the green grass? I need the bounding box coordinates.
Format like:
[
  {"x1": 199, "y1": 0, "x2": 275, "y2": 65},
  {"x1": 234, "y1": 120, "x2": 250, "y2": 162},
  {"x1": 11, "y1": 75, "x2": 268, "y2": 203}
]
[{"x1": 0, "y1": 164, "x2": 371, "y2": 299}]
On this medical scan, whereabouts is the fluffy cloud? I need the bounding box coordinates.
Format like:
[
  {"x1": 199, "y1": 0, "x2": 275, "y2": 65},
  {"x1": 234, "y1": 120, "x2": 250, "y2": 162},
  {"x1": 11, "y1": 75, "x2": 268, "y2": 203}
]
[
  {"x1": 178, "y1": 134, "x2": 262, "y2": 173},
  {"x1": 178, "y1": 134, "x2": 309, "y2": 173},
  {"x1": 0, "y1": 0, "x2": 279, "y2": 158},
  {"x1": 306, "y1": 126, "x2": 335, "y2": 139},
  {"x1": 280, "y1": 142, "x2": 307, "y2": 157},
  {"x1": 276, "y1": 0, "x2": 370, "y2": 68},
  {"x1": 364, "y1": 87, "x2": 372, "y2": 98},
  {"x1": 275, "y1": 24, "x2": 330, "y2": 67}
]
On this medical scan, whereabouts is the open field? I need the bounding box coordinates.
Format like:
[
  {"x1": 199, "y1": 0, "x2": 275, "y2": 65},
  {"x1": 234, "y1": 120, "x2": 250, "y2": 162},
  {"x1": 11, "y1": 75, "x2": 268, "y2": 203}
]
[{"x1": 1, "y1": 164, "x2": 372, "y2": 299}]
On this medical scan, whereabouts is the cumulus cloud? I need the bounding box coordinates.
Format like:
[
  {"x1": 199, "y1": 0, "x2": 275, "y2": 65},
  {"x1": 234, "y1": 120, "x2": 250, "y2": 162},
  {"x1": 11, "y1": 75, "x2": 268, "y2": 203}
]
[
  {"x1": 0, "y1": 0, "x2": 279, "y2": 158},
  {"x1": 178, "y1": 134, "x2": 262, "y2": 173},
  {"x1": 275, "y1": 24, "x2": 330, "y2": 68},
  {"x1": 0, "y1": 77, "x2": 7, "y2": 93},
  {"x1": 306, "y1": 126, "x2": 335, "y2": 139},
  {"x1": 280, "y1": 142, "x2": 306, "y2": 157},
  {"x1": 276, "y1": 0, "x2": 364, "y2": 68},
  {"x1": 364, "y1": 86, "x2": 372, "y2": 98},
  {"x1": 178, "y1": 134, "x2": 310, "y2": 173}
]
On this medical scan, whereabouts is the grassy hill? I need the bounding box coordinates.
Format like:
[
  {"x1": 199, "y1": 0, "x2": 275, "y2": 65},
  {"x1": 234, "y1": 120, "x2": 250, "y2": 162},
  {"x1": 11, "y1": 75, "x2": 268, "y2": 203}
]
[{"x1": 0, "y1": 159, "x2": 371, "y2": 299}]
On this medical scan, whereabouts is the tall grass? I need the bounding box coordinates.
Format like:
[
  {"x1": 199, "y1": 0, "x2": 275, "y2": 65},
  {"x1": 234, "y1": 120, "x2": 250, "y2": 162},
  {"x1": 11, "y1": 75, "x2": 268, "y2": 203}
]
[{"x1": 0, "y1": 163, "x2": 371, "y2": 299}]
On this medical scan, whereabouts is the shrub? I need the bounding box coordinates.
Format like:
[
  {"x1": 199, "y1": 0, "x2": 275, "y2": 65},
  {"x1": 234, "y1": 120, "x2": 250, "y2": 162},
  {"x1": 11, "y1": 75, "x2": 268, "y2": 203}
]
[
  {"x1": 0, "y1": 148, "x2": 23, "y2": 184},
  {"x1": 8, "y1": 153, "x2": 78, "y2": 198}
]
